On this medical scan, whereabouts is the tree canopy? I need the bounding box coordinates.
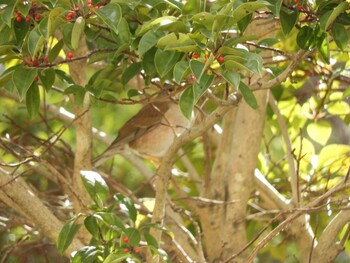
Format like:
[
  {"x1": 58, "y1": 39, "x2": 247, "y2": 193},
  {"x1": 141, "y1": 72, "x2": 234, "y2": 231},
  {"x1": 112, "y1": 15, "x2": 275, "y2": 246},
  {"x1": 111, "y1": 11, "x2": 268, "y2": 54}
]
[{"x1": 0, "y1": 0, "x2": 350, "y2": 262}]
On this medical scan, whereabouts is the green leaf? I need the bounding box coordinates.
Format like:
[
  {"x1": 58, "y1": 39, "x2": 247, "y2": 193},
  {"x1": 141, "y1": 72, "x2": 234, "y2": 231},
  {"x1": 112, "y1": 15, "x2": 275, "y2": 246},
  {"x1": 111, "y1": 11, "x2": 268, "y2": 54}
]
[
  {"x1": 239, "y1": 82, "x2": 258, "y2": 109},
  {"x1": 138, "y1": 16, "x2": 178, "y2": 35},
  {"x1": 94, "y1": 3, "x2": 122, "y2": 35},
  {"x1": 81, "y1": 170, "x2": 109, "y2": 207},
  {"x1": 142, "y1": 48, "x2": 157, "y2": 76},
  {"x1": 280, "y1": 8, "x2": 298, "y2": 36},
  {"x1": 189, "y1": 59, "x2": 204, "y2": 81},
  {"x1": 157, "y1": 33, "x2": 197, "y2": 52},
  {"x1": 117, "y1": 18, "x2": 131, "y2": 43},
  {"x1": 57, "y1": 220, "x2": 81, "y2": 255},
  {"x1": 124, "y1": 228, "x2": 141, "y2": 247},
  {"x1": 71, "y1": 16, "x2": 85, "y2": 50},
  {"x1": 121, "y1": 62, "x2": 142, "y2": 85},
  {"x1": 39, "y1": 68, "x2": 55, "y2": 92},
  {"x1": 222, "y1": 71, "x2": 240, "y2": 89},
  {"x1": 327, "y1": 101, "x2": 350, "y2": 115},
  {"x1": 48, "y1": 39, "x2": 64, "y2": 63},
  {"x1": 62, "y1": 22, "x2": 74, "y2": 50},
  {"x1": 332, "y1": 23, "x2": 349, "y2": 51},
  {"x1": 103, "y1": 253, "x2": 132, "y2": 263},
  {"x1": 154, "y1": 49, "x2": 182, "y2": 78},
  {"x1": 173, "y1": 60, "x2": 190, "y2": 84},
  {"x1": 265, "y1": 0, "x2": 283, "y2": 17},
  {"x1": 297, "y1": 26, "x2": 315, "y2": 50},
  {"x1": 320, "y1": 2, "x2": 349, "y2": 32},
  {"x1": 27, "y1": 27, "x2": 45, "y2": 57},
  {"x1": 307, "y1": 121, "x2": 332, "y2": 145},
  {"x1": 38, "y1": 17, "x2": 49, "y2": 38},
  {"x1": 317, "y1": 33, "x2": 329, "y2": 63},
  {"x1": 113, "y1": 193, "x2": 137, "y2": 223},
  {"x1": 12, "y1": 67, "x2": 38, "y2": 101},
  {"x1": 71, "y1": 246, "x2": 99, "y2": 263},
  {"x1": 138, "y1": 30, "x2": 165, "y2": 57},
  {"x1": 64, "y1": 85, "x2": 86, "y2": 107},
  {"x1": 231, "y1": 1, "x2": 268, "y2": 23},
  {"x1": 179, "y1": 85, "x2": 195, "y2": 120},
  {"x1": 144, "y1": 233, "x2": 158, "y2": 248},
  {"x1": 318, "y1": 144, "x2": 350, "y2": 170},
  {"x1": 48, "y1": 7, "x2": 65, "y2": 37},
  {"x1": 84, "y1": 215, "x2": 100, "y2": 240},
  {"x1": 95, "y1": 212, "x2": 125, "y2": 230},
  {"x1": 26, "y1": 83, "x2": 40, "y2": 119}
]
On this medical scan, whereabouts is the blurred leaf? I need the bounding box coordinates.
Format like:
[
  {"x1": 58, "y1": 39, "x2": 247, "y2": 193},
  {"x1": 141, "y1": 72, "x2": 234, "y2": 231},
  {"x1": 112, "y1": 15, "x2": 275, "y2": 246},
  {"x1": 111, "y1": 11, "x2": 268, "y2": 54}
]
[
  {"x1": 121, "y1": 62, "x2": 142, "y2": 85},
  {"x1": 62, "y1": 22, "x2": 74, "y2": 50},
  {"x1": 26, "y1": 83, "x2": 40, "y2": 119},
  {"x1": 81, "y1": 170, "x2": 109, "y2": 207},
  {"x1": 64, "y1": 85, "x2": 86, "y2": 107},
  {"x1": 307, "y1": 121, "x2": 331, "y2": 145},
  {"x1": 12, "y1": 66, "x2": 38, "y2": 101},
  {"x1": 57, "y1": 219, "x2": 81, "y2": 255},
  {"x1": 94, "y1": 3, "x2": 122, "y2": 35},
  {"x1": 71, "y1": 246, "x2": 99, "y2": 263},
  {"x1": 113, "y1": 193, "x2": 137, "y2": 223},
  {"x1": 316, "y1": 33, "x2": 329, "y2": 63},
  {"x1": 280, "y1": 8, "x2": 298, "y2": 36},
  {"x1": 144, "y1": 233, "x2": 158, "y2": 248},
  {"x1": 179, "y1": 85, "x2": 195, "y2": 119},
  {"x1": 297, "y1": 26, "x2": 315, "y2": 50},
  {"x1": 48, "y1": 39, "x2": 64, "y2": 62},
  {"x1": 332, "y1": 23, "x2": 349, "y2": 51},
  {"x1": 318, "y1": 144, "x2": 350, "y2": 170},
  {"x1": 71, "y1": 16, "x2": 85, "y2": 50},
  {"x1": 84, "y1": 215, "x2": 100, "y2": 240},
  {"x1": 320, "y1": 2, "x2": 349, "y2": 31},
  {"x1": 327, "y1": 101, "x2": 350, "y2": 115},
  {"x1": 124, "y1": 227, "x2": 141, "y2": 247},
  {"x1": 103, "y1": 253, "x2": 133, "y2": 263},
  {"x1": 39, "y1": 68, "x2": 55, "y2": 92},
  {"x1": 239, "y1": 82, "x2": 257, "y2": 109}
]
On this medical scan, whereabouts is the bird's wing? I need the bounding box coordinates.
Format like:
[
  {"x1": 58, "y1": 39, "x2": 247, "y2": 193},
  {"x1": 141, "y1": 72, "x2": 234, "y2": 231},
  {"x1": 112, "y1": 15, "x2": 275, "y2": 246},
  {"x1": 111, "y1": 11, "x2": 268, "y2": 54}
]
[{"x1": 112, "y1": 101, "x2": 171, "y2": 145}]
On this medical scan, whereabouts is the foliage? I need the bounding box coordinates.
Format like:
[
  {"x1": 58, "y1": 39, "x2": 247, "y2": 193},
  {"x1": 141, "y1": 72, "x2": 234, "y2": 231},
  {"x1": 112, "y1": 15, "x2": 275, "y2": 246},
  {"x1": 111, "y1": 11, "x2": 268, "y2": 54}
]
[{"x1": 0, "y1": 0, "x2": 350, "y2": 262}]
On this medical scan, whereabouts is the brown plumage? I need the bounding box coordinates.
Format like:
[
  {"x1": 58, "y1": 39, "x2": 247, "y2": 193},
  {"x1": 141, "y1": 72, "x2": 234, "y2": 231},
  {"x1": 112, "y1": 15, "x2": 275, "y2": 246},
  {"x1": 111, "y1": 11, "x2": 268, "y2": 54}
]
[{"x1": 94, "y1": 95, "x2": 191, "y2": 167}]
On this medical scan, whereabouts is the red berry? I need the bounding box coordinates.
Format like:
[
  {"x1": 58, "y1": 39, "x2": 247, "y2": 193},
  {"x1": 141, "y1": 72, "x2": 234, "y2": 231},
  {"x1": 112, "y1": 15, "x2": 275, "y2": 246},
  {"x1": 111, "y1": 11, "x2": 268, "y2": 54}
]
[
  {"x1": 35, "y1": 13, "x2": 41, "y2": 20},
  {"x1": 123, "y1": 237, "x2": 129, "y2": 243},
  {"x1": 87, "y1": 3, "x2": 93, "y2": 8},
  {"x1": 25, "y1": 17, "x2": 30, "y2": 22},
  {"x1": 34, "y1": 76, "x2": 39, "y2": 82},
  {"x1": 67, "y1": 12, "x2": 74, "y2": 18},
  {"x1": 191, "y1": 75, "x2": 196, "y2": 81},
  {"x1": 67, "y1": 51, "x2": 74, "y2": 59},
  {"x1": 218, "y1": 55, "x2": 225, "y2": 63},
  {"x1": 16, "y1": 10, "x2": 22, "y2": 16},
  {"x1": 134, "y1": 248, "x2": 140, "y2": 254},
  {"x1": 193, "y1": 53, "x2": 199, "y2": 59},
  {"x1": 293, "y1": 0, "x2": 298, "y2": 3},
  {"x1": 297, "y1": 4, "x2": 303, "y2": 10},
  {"x1": 66, "y1": 16, "x2": 71, "y2": 21},
  {"x1": 123, "y1": 248, "x2": 129, "y2": 253},
  {"x1": 16, "y1": 16, "x2": 22, "y2": 22},
  {"x1": 44, "y1": 57, "x2": 49, "y2": 63}
]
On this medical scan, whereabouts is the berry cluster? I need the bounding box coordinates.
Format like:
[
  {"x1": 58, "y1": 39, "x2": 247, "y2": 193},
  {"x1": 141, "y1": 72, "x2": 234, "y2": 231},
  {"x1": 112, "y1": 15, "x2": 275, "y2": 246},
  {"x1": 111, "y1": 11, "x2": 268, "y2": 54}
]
[
  {"x1": 192, "y1": 52, "x2": 225, "y2": 63},
  {"x1": 65, "y1": 7, "x2": 81, "y2": 21},
  {"x1": 15, "y1": 1, "x2": 42, "y2": 23},
  {"x1": 293, "y1": 0, "x2": 303, "y2": 11},
  {"x1": 22, "y1": 56, "x2": 49, "y2": 66},
  {"x1": 87, "y1": 0, "x2": 104, "y2": 9},
  {"x1": 122, "y1": 237, "x2": 140, "y2": 255}
]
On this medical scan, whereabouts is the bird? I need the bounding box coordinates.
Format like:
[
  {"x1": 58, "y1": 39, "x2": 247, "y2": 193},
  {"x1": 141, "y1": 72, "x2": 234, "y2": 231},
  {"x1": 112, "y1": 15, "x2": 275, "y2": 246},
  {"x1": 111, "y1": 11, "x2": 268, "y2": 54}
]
[{"x1": 93, "y1": 89, "x2": 192, "y2": 167}]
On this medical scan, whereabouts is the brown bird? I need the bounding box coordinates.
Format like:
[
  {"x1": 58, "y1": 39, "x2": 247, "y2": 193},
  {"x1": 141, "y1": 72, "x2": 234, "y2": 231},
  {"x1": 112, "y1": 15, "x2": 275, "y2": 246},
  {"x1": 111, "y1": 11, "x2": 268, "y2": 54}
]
[{"x1": 93, "y1": 90, "x2": 192, "y2": 167}]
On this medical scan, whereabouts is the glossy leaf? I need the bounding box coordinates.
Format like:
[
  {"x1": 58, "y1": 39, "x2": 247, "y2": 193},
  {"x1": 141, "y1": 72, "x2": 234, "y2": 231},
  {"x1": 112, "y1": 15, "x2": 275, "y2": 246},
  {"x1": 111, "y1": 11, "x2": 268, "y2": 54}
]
[
  {"x1": 71, "y1": 246, "x2": 99, "y2": 263},
  {"x1": 39, "y1": 68, "x2": 55, "y2": 92},
  {"x1": 94, "y1": 3, "x2": 122, "y2": 35},
  {"x1": 84, "y1": 215, "x2": 100, "y2": 240},
  {"x1": 81, "y1": 170, "x2": 109, "y2": 207},
  {"x1": 138, "y1": 30, "x2": 165, "y2": 57},
  {"x1": 57, "y1": 220, "x2": 81, "y2": 255},
  {"x1": 27, "y1": 27, "x2": 45, "y2": 57},
  {"x1": 239, "y1": 82, "x2": 258, "y2": 109},
  {"x1": 157, "y1": 32, "x2": 197, "y2": 52},
  {"x1": 222, "y1": 71, "x2": 240, "y2": 89},
  {"x1": 154, "y1": 49, "x2": 182, "y2": 78},
  {"x1": 179, "y1": 85, "x2": 195, "y2": 119},
  {"x1": 297, "y1": 26, "x2": 315, "y2": 50},
  {"x1": 320, "y1": 2, "x2": 349, "y2": 31}
]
